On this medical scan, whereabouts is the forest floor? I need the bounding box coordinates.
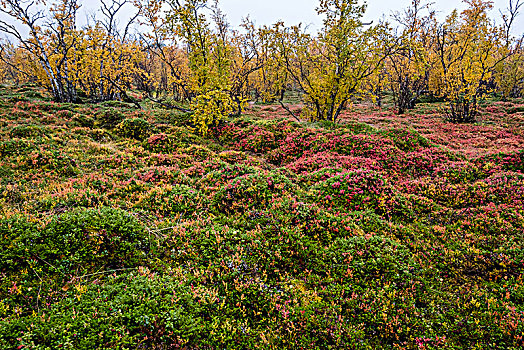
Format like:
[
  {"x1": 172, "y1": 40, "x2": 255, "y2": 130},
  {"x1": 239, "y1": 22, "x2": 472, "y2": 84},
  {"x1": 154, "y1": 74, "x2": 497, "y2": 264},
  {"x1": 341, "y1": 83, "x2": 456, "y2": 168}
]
[{"x1": 1, "y1": 85, "x2": 523, "y2": 349}]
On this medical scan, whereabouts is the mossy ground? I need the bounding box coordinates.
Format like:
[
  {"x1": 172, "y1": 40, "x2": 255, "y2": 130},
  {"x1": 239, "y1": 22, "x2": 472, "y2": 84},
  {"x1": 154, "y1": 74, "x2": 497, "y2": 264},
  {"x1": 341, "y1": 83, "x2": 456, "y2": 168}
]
[{"x1": 1, "y1": 85, "x2": 523, "y2": 349}]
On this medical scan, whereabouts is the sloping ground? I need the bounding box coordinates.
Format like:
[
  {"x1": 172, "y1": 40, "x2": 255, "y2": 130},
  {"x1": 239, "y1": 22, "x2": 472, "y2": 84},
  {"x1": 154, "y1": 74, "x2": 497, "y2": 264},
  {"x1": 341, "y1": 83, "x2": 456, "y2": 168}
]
[
  {"x1": 0, "y1": 86, "x2": 523, "y2": 349},
  {"x1": 247, "y1": 101, "x2": 524, "y2": 158},
  {"x1": 342, "y1": 101, "x2": 524, "y2": 158}
]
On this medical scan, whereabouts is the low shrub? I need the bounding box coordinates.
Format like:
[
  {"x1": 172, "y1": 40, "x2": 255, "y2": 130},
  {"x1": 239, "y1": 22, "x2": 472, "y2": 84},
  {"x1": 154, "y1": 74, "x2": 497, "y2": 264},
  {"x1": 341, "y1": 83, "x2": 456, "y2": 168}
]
[
  {"x1": 0, "y1": 272, "x2": 207, "y2": 349},
  {"x1": 0, "y1": 215, "x2": 39, "y2": 272},
  {"x1": 9, "y1": 124, "x2": 43, "y2": 138},
  {"x1": 197, "y1": 162, "x2": 259, "y2": 193},
  {"x1": 116, "y1": 118, "x2": 153, "y2": 141},
  {"x1": 144, "y1": 133, "x2": 177, "y2": 153},
  {"x1": 308, "y1": 169, "x2": 391, "y2": 213},
  {"x1": 213, "y1": 172, "x2": 295, "y2": 214},
  {"x1": 18, "y1": 149, "x2": 77, "y2": 175},
  {"x1": 322, "y1": 235, "x2": 415, "y2": 284},
  {"x1": 0, "y1": 139, "x2": 35, "y2": 157},
  {"x1": 231, "y1": 125, "x2": 278, "y2": 154},
  {"x1": 94, "y1": 108, "x2": 126, "y2": 129},
  {"x1": 0, "y1": 207, "x2": 148, "y2": 275},
  {"x1": 381, "y1": 128, "x2": 431, "y2": 152},
  {"x1": 88, "y1": 128, "x2": 114, "y2": 142},
  {"x1": 135, "y1": 184, "x2": 209, "y2": 217},
  {"x1": 69, "y1": 113, "x2": 95, "y2": 128},
  {"x1": 288, "y1": 151, "x2": 382, "y2": 176}
]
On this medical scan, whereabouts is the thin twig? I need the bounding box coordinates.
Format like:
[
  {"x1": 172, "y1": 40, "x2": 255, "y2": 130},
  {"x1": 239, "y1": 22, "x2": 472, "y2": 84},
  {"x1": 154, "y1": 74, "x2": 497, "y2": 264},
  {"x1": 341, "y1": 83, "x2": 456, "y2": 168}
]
[{"x1": 75, "y1": 267, "x2": 138, "y2": 280}]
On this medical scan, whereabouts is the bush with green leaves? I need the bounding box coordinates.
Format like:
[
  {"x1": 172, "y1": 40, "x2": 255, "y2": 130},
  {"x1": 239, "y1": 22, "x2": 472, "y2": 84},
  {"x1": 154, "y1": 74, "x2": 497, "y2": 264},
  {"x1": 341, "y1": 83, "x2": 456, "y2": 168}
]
[
  {"x1": 69, "y1": 113, "x2": 95, "y2": 128},
  {"x1": 45, "y1": 207, "x2": 149, "y2": 270},
  {"x1": 0, "y1": 272, "x2": 208, "y2": 349},
  {"x1": 0, "y1": 207, "x2": 149, "y2": 275},
  {"x1": 321, "y1": 235, "x2": 415, "y2": 284},
  {"x1": 9, "y1": 124, "x2": 44, "y2": 138},
  {"x1": 381, "y1": 128, "x2": 431, "y2": 152},
  {"x1": 308, "y1": 169, "x2": 392, "y2": 213},
  {"x1": 94, "y1": 108, "x2": 126, "y2": 129},
  {"x1": 18, "y1": 149, "x2": 77, "y2": 175},
  {"x1": 212, "y1": 172, "x2": 295, "y2": 214},
  {"x1": 0, "y1": 215, "x2": 39, "y2": 272},
  {"x1": 87, "y1": 128, "x2": 114, "y2": 142},
  {"x1": 135, "y1": 184, "x2": 209, "y2": 217},
  {"x1": 484, "y1": 150, "x2": 524, "y2": 173},
  {"x1": 197, "y1": 162, "x2": 259, "y2": 193},
  {"x1": 115, "y1": 118, "x2": 153, "y2": 141},
  {"x1": 0, "y1": 138, "x2": 35, "y2": 157}
]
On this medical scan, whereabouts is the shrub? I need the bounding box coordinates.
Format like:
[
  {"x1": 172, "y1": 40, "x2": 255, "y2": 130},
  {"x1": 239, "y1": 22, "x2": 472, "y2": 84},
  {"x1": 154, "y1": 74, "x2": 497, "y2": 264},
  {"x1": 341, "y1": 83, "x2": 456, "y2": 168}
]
[
  {"x1": 184, "y1": 145, "x2": 215, "y2": 161},
  {"x1": 322, "y1": 133, "x2": 398, "y2": 159},
  {"x1": 94, "y1": 108, "x2": 126, "y2": 128},
  {"x1": 167, "y1": 126, "x2": 203, "y2": 147},
  {"x1": 399, "y1": 177, "x2": 469, "y2": 209},
  {"x1": 116, "y1": 118, "x2": 153, "y2": 141},
  {"x1": 19, "y1": 149, "x2": 77, "y2": 175},
  {"x1": 197, "y1": 163, "x2": 258, "y2": 193},
  {"x1": 213, "y1": 172, "x2": 295, "y2": 214},
  {"x1": 191, "y1": 89, "x2": 234, "y2": 135},
  {"x1": 267, "y1": 129, "x2": 324, "y2": 165},
  {"x1": 9, "y1": 124, "x2": 43, "y2": 138},
  {"x1": 88, "y1": 128, "x2": 113, "y2": 142},
  {"x1": 156, "y1": 110, "x2": 194, "y2": 127},
  {"x1": 144, "y1": 133, "x2": 177, "y2": 153},
  {"x1": 0, "y1": 139, "x2": 34, "y2": 157},
  {"x1": 0, "y1": 272, "x2": 206, "y2": 349},
  {"x1": 388, "y1": 193, "x2": 444, "y2": 223},
  {"x1": 308, "y1": 169, "x2": 391, "y2": 213},
  {"x1": 54, "y1": 109, "x2": 75, "y2": 119},
  {"x1": 0, "y1": 215, "x2": 39, "y2": 272},
  {"x1": 288, "y1": 151, "x2": 382, "y2": 176},
  {"x1": 434, "y1": 161, "x2": 492, "y2": 183},
  {"x1": 401, "y1": 172, "x2": 524, "y2": 210},
  {"x1": 265, "y1": 200, "x2": 368, "y2": 242},
  {"x1": 253, "y1": 118, "x2": 299, "y2": 139},
  {"x1": 229, "y1": 125, "x2": 278, "y2": 154},
  {"x1": 398, "y1": 148, "x2": 453, "y2": 176},
  {"x1": 99, "y1": 100, "x2": 135, "y2": 108},
  {"x1": 487, "y1": 151, "x2": 524, "y2": 173},
  {"x1": 298, "y1": 167, "x2": 349, "y2": 187},
  {"x1": 69, "y1": 113, "x2": 95, "y2": 128},
  {"x1": 39, "y1": 207, "x2": 148, "y2": 272},
  {"x1": 217, "y1": 150, "x2": 250, "y2": 164},
  {"x1": 322, "y1": 235, "x2": 414, "y2": 284},
  {"x1": 381, "y1": 128, "x2": 431, "y2": 152},
  {"x1": 0, "y1": 207, "x2": 148, "y2": 275},
  {"x1": 135, "y1": 184, "x2": 209, "y2": 217},
  {"x1": 467, "y1": 172, "x2": 524, "y2": 206},
  {"x1": 0, "y1": 183, "x2": 25, "y2": 205},
  {"x1": 508, "y1": 105, "x2": 524, "y2": 114}
]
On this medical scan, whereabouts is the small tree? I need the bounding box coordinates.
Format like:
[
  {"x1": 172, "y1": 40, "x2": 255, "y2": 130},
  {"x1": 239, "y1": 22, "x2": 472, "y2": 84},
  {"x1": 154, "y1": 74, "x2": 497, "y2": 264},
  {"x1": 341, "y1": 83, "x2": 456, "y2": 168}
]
[
  {"x1": 248, "y1": 23, "x2": 289, "y2": 104},
  {"x1": 275, "y1": 0, "x2": 393, "y2": 122},
  {"x1": 133, "y1": 0, "x2": 192, "y2": 101},
  {"x1": 136, "y1": 0, "x2": 262, "y2": 134},
  {"x1": 166, "y1": 0, "x2": 235, "y2": 134},
  {"x1": 387, "y1": 0, "x2": 434, "y2": 114},
  {"x1": 0, "y1": 0, "x2": 80, "y2": 102},
  {"x1": 494, "y1": 0, "x2": 524, "y2": 99},
  {"x1": 429, "y1": 0, "x2": 506, "y2": 123}
]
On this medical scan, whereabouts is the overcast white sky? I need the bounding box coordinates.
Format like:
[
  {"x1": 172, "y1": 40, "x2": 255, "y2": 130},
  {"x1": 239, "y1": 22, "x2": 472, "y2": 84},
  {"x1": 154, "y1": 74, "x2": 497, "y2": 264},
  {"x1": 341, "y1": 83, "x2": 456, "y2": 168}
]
[
  {"x1": 216, "y1": 0, "x2": 523, "y2": 34},
  {"x1": 2, "y1": 0, "x2": 524, "y2": 38}
]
